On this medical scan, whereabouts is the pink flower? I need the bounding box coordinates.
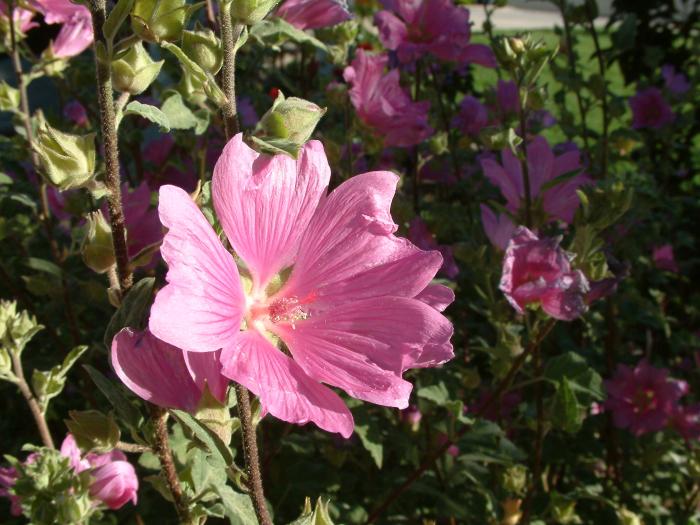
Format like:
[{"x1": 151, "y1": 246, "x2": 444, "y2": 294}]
[
  {"x1": 661, "y1": 64, "x2": 690, "y2": 96},
  {"x1": 401, "y1": 405, "x2": 422, "y2": 426},
  {"x1": 452, "y1": 95, "x2": 489, "y2": 137},
  {"x1": 652, "y1": 244, "x2": 679, "y2": 273},
  {"x1": 87, "y1": 451, "x2": 138, "y2": 510},
  {"x1": 143, "y1": 135, "x2": 175, "y2": 166},
  {"x1": 604, "y1": 360, "x2": 687, "y2": 436},
  {"x1": 0, "y1": 466, "x2": 20, "y2": 516},
  {"x1": 408, "y1": 217, "x2": 459, "y2": 279},
  {"x1": 148, "y1": 134, "x2": 454, "y2": 437},
  {"x1": 629, "y1": 87, "x2": 675, "y2": 130},
  {"x1": 671, "y1": 404, "x2": 700, "y2": 441},
  {"x1": 60, "y1": 434, "x2": 91, "y2": 472},
  {"x1": 111, "y1": 328, "x2": 228, "y2": 412},
  {"x1": 494, "y1": 79, "x2": 519, "y2": 118},
  {"x1": 374, "y1": 0, "x2": 496, "y2": 66},
  {"x1": 63, "y1": 100, "x2": 88, "y2": 127},
  {"x1": 481, "y1": 136, "x2": 591, "y2": 224},
  {"x1": 480, "y1": 205, "x2": 516, "y2": 251},
  {"x1": 0, "y1": 2, "x2": 37, "y2": 33},
  {"x1": 276, "y1": 0, "x2": 351, "y2": 30},
  {"x1": 35, "y1": 0, "x2": 93, "y2": 58},
  {"x1": 500, "y1": 227, "x2": 589, "y2": 321},
  {"x1": 344, "y1": 50, "x2": 432, "y2": 148}
]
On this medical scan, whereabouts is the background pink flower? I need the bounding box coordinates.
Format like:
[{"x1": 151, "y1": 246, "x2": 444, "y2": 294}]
[
  {"x1": 652, "y1": 244, "x2": 679, "y2": 273},
  {"x1": 276, "y1": 0, "x2": 351, "y2": 30},
  {"x1": 629, "y1": 87, "x2": 675, "y2": 130}
]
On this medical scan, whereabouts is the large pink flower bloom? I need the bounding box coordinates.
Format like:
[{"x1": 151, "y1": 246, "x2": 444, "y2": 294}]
[
  {"x1": 276, "y1": 0, "x2": 351, "y2": 30},
  {"x1": 111, "y1": 328, "x2": 228, "y2": 412},
  {"x1": 481, "y1": 136, "x2": 590, "y2": 224},
  {"x1": 374, "y1": 0, "x2": 495, "y2": 66},
  {"x1": 500, "y1": 227, "x2": 589, "y2": 321},
  {"x1": 629, "y1": 87, "x2": 675, "y2": 130},
  {"x1": 344, "y1": 50, "x2": 432, "y2": 148},
  {"x1": 605, "y1": 360, "x2": 688, "y2": 436},
  {"x1": 149, "y1": 134, "x2": 454, "y2": 437},
  {"x1": 35, "y1": 0, "x2": 93, "y2": 58}
]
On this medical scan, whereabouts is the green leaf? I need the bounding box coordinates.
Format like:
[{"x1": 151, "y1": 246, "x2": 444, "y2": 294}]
[
  {"x1": 103, "y1": 277, "x2": 155, "y2": 349},
  {"x1": 103, "y1": 0, "x2": 135, "y2": 45},
  {"x1": 31, "y1": 345, "x2": 88, "y2": 412},
  {"x1": 551, "y1": 378, "x2": 583, "y2": 434},
  {"x1": 250, "y1": 17, "x2": 327, "y2": 52},
  {"x1": 161, "y1": 42, "x2": 227, "y2": 106},
  {"x1": 25, "y1": 257, "x2": 62, "y2": 278},
  {"x1": 543, "y1": 352, "x2": 603, "y2": 403},
  {"x1": 84, "y1": 364, "x2": 143, "y2": 429},
  {"x1": 171, "y1": 410, "x2": 234, "y2": 466},
  {"x1": 248, "y1": 135, "x2": 300, "y2": 158},
  {"x1": 355, "y1": 423, "x2": 383, "y2": 469},
  {"x1": 160, "y1": 93, "x2": 199, "y2": 130},
  {"x1": 124, "y1": 101, "x2": 171, "y2": 132},
  {"x1": 288, "y1": 498, "x2": 335, "y2": 525},
  {"x1": 417, "y1": 382, "x2": 450, "y2": 405},
  {"x1": 215, "y1": 485, "x2": 258, "y2": 525}
]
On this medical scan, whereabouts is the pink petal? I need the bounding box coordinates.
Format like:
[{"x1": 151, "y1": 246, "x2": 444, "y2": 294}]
[
  {"x1": 374, "y1": 10, "x2": 408, "y2": 51},
  {"x1": 526, "y1": 136, "x2": 554, "y2": 196},
  {"x1": 415, "y1": 284, "x2": 455, "y2": 312},
  {"x1": 459, "y1": 43, "x2": 497, "y2": 67},
  {"x1": 111, "y1": 328, "x2": 204, "y2": 412},
  {"x1": 212, "y1": 134, "x2": 330, "y2": 288},
  {"x1": 481, "y1": 158, "x2": 521, "y2": 212},
  {"x1": 149, "y1": 185, "x2": 245, "y2": 353},
  {"x1": 220, "y1": 330, "x2": 354, "y2": 437},
  {"x1": 184, "y1": 351, "x2": 229, "y2": 404}
]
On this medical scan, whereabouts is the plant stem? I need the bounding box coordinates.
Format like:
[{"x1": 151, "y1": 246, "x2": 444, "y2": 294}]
[
  {"x1": 365, "y1": 320, "x2": 556, "y2": 524},
  {"x1": 87, "y1": 0, "x2": 133, "y2": 295},
  {"x1": 11, "y1": 352, "x2": 54, "y2": 449},
  {"x1": 116, "y1": 441, "x2": 151, "y2": 453},
  {"x1": 587, "y1": 9, "x2": 609, "y2": 179},
  {"x1": 521, "y1": 344, "x2": 546, "y2": 524},
  {"x1": 150, "y1": 405, "x2": 192, "y2": 524},
  {"x1": 518, "y1": 96, "x2": 533, "y2": 229},
  {"x1": 218, "y1": 0, "x2": 243, "y2": 138},
  {"x1": 235, "y1": 384, "x2": 273, "y2": 525}
]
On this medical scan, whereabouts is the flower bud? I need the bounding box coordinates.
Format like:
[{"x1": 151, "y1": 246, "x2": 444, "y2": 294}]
[
  {"x1": 182, "y1": 26, "x2": 223, "y2": 75},
  {"x1": 0, "y1": 300, "x2": 42, "y2": 354},
  {"x1": 81, "y1": 211, "x2": 116, "y2": 274},
  {"x1": 35, "y1": 122, "x2": 96, "y2": 190},
  {"x1": 0, "y1": 81, "x2": 20, "y2": 111},
  {"x1": 230, "y1": 0, "x2": 280, "y2": 25},
  {"x1": 111, "y1": 42, "x2": 164, "y2": 95},
  {"x1": 88, "y1": 456, "x2": 138, "y2": 509},
  {"x1": 131, "y1": 0, "x2": 186, "y2": 43},
  {"x1": 616, "y1": 508, "x2": 642, "y2": 525},
  {"x1": 258, "y1": 92, "x2": 326, "y2": 146}
]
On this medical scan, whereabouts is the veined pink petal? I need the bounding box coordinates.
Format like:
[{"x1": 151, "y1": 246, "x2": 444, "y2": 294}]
[
  {"x1": 212, "y1": 135, "x2": 330, "y2": 288},
  {"x1": 374, "y1": 10, "x2": 408, "y2": 50},
  {"x1": 276, "y1": 0, "x2": 351, "y2": 30},
  {"x1": 184, "y1": 350, "x2": 229, "y2": 404},
  {"x1": 51, "y1": 12, "x2": 93, "y2": 57},
  {"x1": 415, "y1": 284, "x2": 455, "y2": 313},
  {"x1": 481, "y1": 158, "x2": 521, "y2": 213},
  {"x1": 149, "y1": 185, "x2": 245, "y2": 353},
  {"x1": 111, "y1": 328, "x2": 204, "y2": 412},
  {"x1": 526, "y1": 136, "x2": 554, "y2": 195},
  {"x1": 220, "y1": 330, "x2": 354, "y2": 437}
]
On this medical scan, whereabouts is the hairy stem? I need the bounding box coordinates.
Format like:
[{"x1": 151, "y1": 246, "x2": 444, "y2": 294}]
[
  {"x1": 11, "y1": 352, "x2": 54, "y2": 449},
  {"x1": 116, "y1": 441, "x2": 151, "y2": 454},
  {"x1": 235, "y1": 385, "x2": 273, "y2": 525},
  {"x1": 87, "y1": 0, "x2": 132, "y2": 295},
  {"x1": 150, "y1": 406, "x2": 192, "y2": 524},
  {"x1": 218, "y1": 0, "x2": 243, "y2": 138},
  {"x1": 517, "y1": 84, "x2": 533, "y2": 228}
]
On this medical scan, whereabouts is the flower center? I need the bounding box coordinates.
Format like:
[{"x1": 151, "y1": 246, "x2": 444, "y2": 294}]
[
  {"x1": 632, "y1": 388, "x2": 657, "y2": 413},
  {"x1": 245, "y1": 291, "x2": 316, "y2": 332}
]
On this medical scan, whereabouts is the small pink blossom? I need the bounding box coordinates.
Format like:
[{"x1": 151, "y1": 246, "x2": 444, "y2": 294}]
[
  {"x1": 629, "y1": 87, "x2": 675, "y2": 130},
  {"x1": 408, "y1": 217, "x2": 459, "y2": 279},
  {"x1": 652, "y1": 244, "x2": 679, "y2": 273},
  {"x1": 480, "y1": 205, "x2": 516, "y2": 251},
  {"x1": 0, "y1": 466, "x2": 20, "y2": 516},
  {"x1": 374, "y1": 0, "x2": 496, "y2": 66},
  {"x1": 661, "y1": 64, "x2": 690, "y2": 96},
  {"x1": 500, "y1": 227, "x2": 589, "y2": 321},
  {"x1": 481, "y1": 136, "x2": 590, "y2": 224},
  {"x1": 111, "y1": 328, "x2": 228, "y2": 412},
  {"x1": 452, "y1": 95, "x2": 489, "y2": 136},
  {"x1": 149, "y1": 134, "x2": 454, "y2": 437},
  {"x1": 276, "y1": 0, "x2": 351, "y2": 30},
  {"x1": 401, "y1": 405, "x2": 422, "y2": 429},
  {"x1": 87, "y1": 451, "x2": 138, "y2": 510},
  {"x1": 604, "y1": 360, "x2": 687, "y2": 436},
  {"x1": 35, "y1": 0, "x2": 93, "y2": 58},
  {"x1": 63, "y1": 100, "x2": 88, "y2": 127},
  {"x1": 344, "y1": 50, "x2": 432, "y2": 148},
  {"x1": 0, "y1": 2, "x2": 36, "y2": 33}
]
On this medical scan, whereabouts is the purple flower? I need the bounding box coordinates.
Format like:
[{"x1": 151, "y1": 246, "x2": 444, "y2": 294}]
[
  {"x1": 480, "y1": 205, "x2": 516, "y2": 251},
  {"x1": 452, "y1": 95, "x2": 489, "y2": 136},
  {"x1": 276, "y1": 0, "x2": 351, "y2": 30},
  {"x1": 0, "y1": 467, "x2": 20, "y2": 516},
  {"x1": 671, "y1": 404, "x2": 700, "y2": 441},
  {"x1": 500, "y1": 227, "x2": 589, "y2": 321},
  {"x1": 63, "y1": 100, "x2": 88, "y2": 127},
  {"x1": 661, "y1": 64, "x2": 690, "y2": 96},
  {"x1": 237, "y1": 96, "x2": 259, "y2": 128},
  {"x1": 652, "y1": 244, "x2": 679, "y2": 273},
  {"x1": 629, "y1": 87, "x2": 675, "y2": 130},
  {"x1": 374, "y1": 0, "x2": 496, "y2": 66},
  {"x1": 604, "y1": 360, "x2": 688, "y2": 436}
]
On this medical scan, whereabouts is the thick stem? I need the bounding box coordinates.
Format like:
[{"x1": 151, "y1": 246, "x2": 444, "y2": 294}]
[
  {"x1": 518, "y1": 98, "x2": 533, "y2": 229},
  {"x1": 150, "y1": 406, "x2": 192, "y2": 524},
  {"x1": 365, "y1": 321, "x2": 556, "y2": 524},
  {"x1": 87, "y1": 0, "x2": 133, "y2": 295},
  {"x1": 218, "y1": 0, "x2": 243, "y2": 138},
  {"x1": 235, "y1": 384, "x2": 273, "y2": 525},
  {"x1": 11, "y1": 352, "x2": 54, "y2": 449}
]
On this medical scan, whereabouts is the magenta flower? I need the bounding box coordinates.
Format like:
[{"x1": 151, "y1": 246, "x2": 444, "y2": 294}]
[
  {"x1": 481, "y1": 136, "x2": 590, "y2": 224},
  {"x1": 494, "y1": 79, "x2": 520, "y2": 119},
  {"x1": 35, "y1": 0, "x2": 93, "y2": 58},
  {"x1": 344, "y1": 50, "x2": 432, "y2": 148},
  {"x1": 401, "y1": 405, "x2": 422, "y2": 427},
  {"x1": 480, "y1": 205, "x2": 516, "y2": 251},
  {"x1": 276, "y1": 0, "x2": 351, "y2": 30},
  {"x1": 64, "y1": 100, "x2": 88, "y2": 127},
  {"x1": 111, "y1": 328, "x2": 228, "y2": 412},
  {"x1": 500, "y1": 227, "x2": 589, "y2": 321},
  {"x1": 374, "y1": 0, "x2": 495, "y2": 66},
  {"x1": 661, "y1": 64, "x2": 690, "y2": 96},
  {"x1": 86, "y1": 451, "x2": 138, "y2": 510},
  {"x1": 452, "y1": 95, "x2": 489, "y2": 136},
  {"x1": 0, "y1": 2, "x2": 36, "y2": 33},
  {"x1": 604, "y1": 360, "x2": 688, "y2": 436},
  {"x1": 671, "y1": 404, "x2": 700, "y2": 441},
  {"x1": 629, "y1": 87, "x2": 675, "y2": 130},
  {"x1": 148, "y1": 134, "x2": 454, "y2": 437},
  {"x1": 408, "y1": 217, "x2": 459, "y2": 279},
  {"x1": 652, "y1": 244, "x2": 679, "y2": 273},
  {"x1": 0, "y1": 467, "x2": 20, "y2": 516}
]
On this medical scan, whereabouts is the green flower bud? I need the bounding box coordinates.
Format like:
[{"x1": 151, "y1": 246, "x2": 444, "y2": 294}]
[
  {"x1": 231, "y1": 0, "x2": 280, "y2": 25},
  {"x1": 177, "y1": 70, "x2": 208, "y2": 106},
  {"x1": 35, "y1": 122, "x2": 96, "y2": 190},
  {"x1": 131, "y1": 0, "x2": 186, "y2": 43},
  {"x1": 55, "y1": 491, "x2": 92, "y2": 524},
  {"x1": 0, "y1": 81, "x2": 20, "y2": 112},
  {"x1": 258, "y1": 92, "x2": 326, "y2": 146},
  {"x1": 81, "y1": 210, "x2": 116, "y2": 274},
  {"x1": 501, "y1": 465, "x2": 527, "y2": 494},
  {"x1": 428, "y1": 132, "x2": 449, "y2": 156},
  {"x1": 182, "y1": 26, "x2": 223, "y2": 75},
  {"x1": 549, "y1": 492, "x2": 578, "y2": 524},
  {"x1": 111, "y1": 42, "x2": 164, "y2": 95},
  {"x1": 65, "y1": 410, "x2": 121, "y2": 452},
  {"x1": 0, "y1": 300, "x2": 42, "y2": 354},
  {"x1": 616, "y1": 508, "x2": 642, "y2": 525}
]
